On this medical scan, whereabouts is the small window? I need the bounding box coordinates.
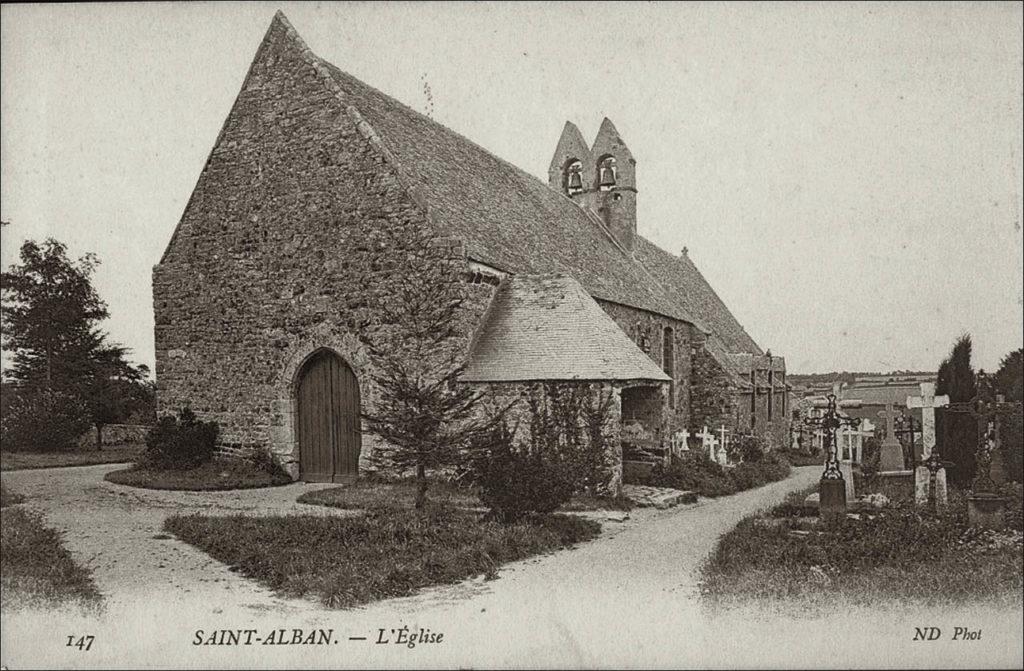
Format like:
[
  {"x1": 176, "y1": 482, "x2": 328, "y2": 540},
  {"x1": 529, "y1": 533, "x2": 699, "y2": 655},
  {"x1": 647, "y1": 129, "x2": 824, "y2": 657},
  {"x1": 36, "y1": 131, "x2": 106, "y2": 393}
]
[
  {"x1": 597, "y1": 156, "x2": 617, "y2": 190},
  {"x1": 564, "y1": 160, "x2": 584, "y2": 195},
  {"x1": 662, "y1": 327, "x2": 675, "y2": 408},
  {"x1": 768, "y1": 370, "x2": 774, "y2": 420}
]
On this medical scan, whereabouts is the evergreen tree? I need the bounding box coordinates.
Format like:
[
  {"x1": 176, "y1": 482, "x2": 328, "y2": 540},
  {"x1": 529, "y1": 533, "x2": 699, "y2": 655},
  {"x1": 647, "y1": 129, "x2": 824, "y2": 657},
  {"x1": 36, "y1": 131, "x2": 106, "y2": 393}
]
[
  {"x1": 1, "y1": 238, "x2": 149, "y2": 449},
  {"x1": 359, "y1": 223, "x2": 499, "y2": 509},
  {"x1": 994, "y1": 348, "x2": 1023, "y2": 403},
  {"x1": 935, "y1": 334, "x2": 977, "y2": 485}
]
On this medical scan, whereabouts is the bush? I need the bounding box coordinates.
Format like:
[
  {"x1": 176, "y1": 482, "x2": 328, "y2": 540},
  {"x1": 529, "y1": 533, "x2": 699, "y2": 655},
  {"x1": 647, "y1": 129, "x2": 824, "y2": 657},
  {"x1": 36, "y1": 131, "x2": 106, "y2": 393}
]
[
  {"x1": 730, "y1": 433, "x2": 768, "y2": 463},
  {"x1": 144, "y1": 408, "x2": 218, "y2": 470},
  {"x1": 646, "y1": 450, "x2": 791, "y2": 498},
  {"x1": 1000, "y1": 406, "x2": 1022, "y2": 483},
  {"x1": 471, "y1": 423, "x2": 578, "y2": 523},
  {"x1": 0, "y1": 388, "x2": 91, "y2": 453},
  {"x1": 249, "y1": 447, "x2": 291, "y2": 481}
]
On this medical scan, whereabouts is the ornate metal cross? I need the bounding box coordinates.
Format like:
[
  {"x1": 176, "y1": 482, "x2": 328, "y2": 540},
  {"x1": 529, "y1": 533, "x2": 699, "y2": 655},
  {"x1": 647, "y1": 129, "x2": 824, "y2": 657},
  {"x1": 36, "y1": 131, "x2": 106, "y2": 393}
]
[
  {"x1": 894, "y1": 414, "x2": 918, "y2": 465},
  {"x1": 804, "y1": 394, "x2": 862, "y2": 481}
]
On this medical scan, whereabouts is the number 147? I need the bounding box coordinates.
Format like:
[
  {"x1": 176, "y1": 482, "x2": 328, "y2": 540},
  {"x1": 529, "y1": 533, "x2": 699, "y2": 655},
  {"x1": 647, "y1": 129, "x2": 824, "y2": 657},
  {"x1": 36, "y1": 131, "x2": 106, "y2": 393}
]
[{"x1": 66, "y1": 635, "x2": 94, "y2": 651}]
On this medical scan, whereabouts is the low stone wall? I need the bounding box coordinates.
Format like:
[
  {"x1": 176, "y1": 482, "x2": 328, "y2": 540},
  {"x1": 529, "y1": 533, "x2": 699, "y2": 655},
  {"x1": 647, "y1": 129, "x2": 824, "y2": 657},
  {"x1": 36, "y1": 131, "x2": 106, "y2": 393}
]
[{"x1": 78, "y1": 424, "x2": 151, "y2": 448}]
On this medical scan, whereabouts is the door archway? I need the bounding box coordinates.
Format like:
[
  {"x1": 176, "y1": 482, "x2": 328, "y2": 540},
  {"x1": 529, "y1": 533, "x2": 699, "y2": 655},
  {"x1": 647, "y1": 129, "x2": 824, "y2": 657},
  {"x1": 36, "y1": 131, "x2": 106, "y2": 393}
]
[{"x1": 296, "y1": 349, "x2": 361, "y2": 482}]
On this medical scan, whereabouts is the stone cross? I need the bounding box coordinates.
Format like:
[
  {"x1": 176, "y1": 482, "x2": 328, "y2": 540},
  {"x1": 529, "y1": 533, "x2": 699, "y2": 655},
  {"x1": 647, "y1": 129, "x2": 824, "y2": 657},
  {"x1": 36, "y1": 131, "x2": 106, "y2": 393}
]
[
  {"x1": 851, "y1": 418, "x2": 875, "y2": 464},
  {"x1": 838, "y1": 425, "x2": 854, "y2": 461},
  {"x1": 697, "y1": 426, "x2": 717, "y2": 461},
  {"x1": 716, "y1": 425, "x2": 730, "y2": 466},
  {"x1": 906, "y1": 382, "x2": 949, "y2": 460}
]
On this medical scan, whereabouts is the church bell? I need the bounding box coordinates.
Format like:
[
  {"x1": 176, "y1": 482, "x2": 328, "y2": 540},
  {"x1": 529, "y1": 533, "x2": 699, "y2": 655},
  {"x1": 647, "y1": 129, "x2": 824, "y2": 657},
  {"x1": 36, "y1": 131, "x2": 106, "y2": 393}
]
[
  {"x1": 599, "y1": 167, "x2": 615, "y2": 187},
  {"x1": 568, "y1": 170, "x2": 583, "y2": 191}
]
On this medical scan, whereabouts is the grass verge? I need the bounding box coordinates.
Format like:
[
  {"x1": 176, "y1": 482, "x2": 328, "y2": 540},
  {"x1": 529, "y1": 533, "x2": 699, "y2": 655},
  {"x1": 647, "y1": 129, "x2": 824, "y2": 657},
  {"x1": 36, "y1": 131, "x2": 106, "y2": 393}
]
[
  {"x1": 1, "y1": 506, "x2": 102, "y2": 610},
  {"x1": 298, "y1": 476, "x2": 634, "y2": 512},
  {"x1": 1, "y1": 483, "x2": 26, "y2": 508},
  {"x1": 165, "y1": 505, "x2": 600, "y2": 608},
  {"x1": 105, "y1": 459, "x2": 291, "y2": 491},
  {"x1": 699, "y1": 483, "x2": 1024, "y2": 615},
  {"x1": 1, "y1": 443, "x2": 145, "y2": 471}
]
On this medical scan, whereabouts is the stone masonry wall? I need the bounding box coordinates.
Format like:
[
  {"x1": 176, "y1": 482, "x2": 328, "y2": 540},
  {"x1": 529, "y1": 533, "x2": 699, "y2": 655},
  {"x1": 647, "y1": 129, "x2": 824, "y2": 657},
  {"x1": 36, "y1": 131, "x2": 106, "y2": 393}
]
[
  {"x1": 152, "y1": 18, "x2": 490, "y2": 478},
  {"x1": 596, "y1": 300, "x2": 692, "y2": 433}
]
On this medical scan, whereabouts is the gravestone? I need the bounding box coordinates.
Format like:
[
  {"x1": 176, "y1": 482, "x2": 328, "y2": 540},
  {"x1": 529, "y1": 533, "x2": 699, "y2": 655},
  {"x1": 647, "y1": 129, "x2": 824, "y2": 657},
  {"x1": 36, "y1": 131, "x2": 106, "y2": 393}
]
[
  {"x1": 907, "y1": 382, "x2": 949, "y2": 506},
  {"x1": 877, "y1": 403, "x2": 907, "y2": 473},
  {"x1": 670, "y1": 428, "x2": 691, "y2": 456}
]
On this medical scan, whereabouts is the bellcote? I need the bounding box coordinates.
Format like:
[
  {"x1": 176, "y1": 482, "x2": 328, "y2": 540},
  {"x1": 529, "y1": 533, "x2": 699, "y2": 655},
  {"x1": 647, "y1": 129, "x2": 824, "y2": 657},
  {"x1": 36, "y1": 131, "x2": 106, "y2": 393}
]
[{"x1": 547, "y1": 118, "x2": 638, "y2": 252}]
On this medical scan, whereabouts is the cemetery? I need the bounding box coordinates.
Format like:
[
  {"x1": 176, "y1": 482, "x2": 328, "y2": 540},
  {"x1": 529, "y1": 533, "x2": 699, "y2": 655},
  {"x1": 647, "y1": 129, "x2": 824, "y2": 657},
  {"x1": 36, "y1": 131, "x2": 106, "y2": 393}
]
[{"x1": 700, "y1": 363, "x2": 1024, "y2": 614}]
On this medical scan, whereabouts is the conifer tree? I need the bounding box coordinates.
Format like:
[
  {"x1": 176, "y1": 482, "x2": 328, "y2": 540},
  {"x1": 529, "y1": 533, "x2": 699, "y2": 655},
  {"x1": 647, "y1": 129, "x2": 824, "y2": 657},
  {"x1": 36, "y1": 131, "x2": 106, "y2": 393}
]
[{"x1": 935, "y1": 334, "x2": 977, "y2": 485}]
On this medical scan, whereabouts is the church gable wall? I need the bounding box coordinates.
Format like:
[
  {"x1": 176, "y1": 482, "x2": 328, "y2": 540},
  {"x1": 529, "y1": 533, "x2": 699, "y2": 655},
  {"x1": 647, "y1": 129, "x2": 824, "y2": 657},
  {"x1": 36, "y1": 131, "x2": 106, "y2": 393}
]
[{"x1": 152, "y1": 18, "x2": 476, "y2": 474}]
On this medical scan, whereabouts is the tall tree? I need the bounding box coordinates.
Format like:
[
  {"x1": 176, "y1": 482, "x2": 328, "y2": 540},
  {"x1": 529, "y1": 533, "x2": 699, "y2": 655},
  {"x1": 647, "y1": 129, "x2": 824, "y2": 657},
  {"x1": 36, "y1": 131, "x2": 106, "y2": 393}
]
[
  {"x1": 994, "y1": 348, "x2": 1023, "y2": 403},
  {"x1": 935, "y1": 334, "x2": 977, "y2": 485},
  {"x1": 1, "y1": 239, "x2": 108, "y2": 389},
  {"x1": 2, "y1": 238, "x2": 149, "y2": 449}
]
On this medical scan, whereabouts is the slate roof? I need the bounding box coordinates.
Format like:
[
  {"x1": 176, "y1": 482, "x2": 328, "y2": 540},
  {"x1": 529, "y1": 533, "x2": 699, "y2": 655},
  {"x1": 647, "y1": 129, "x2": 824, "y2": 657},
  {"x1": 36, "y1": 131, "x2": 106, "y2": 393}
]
[
  {"x1": 322, "y1": 60, "x2": 709, "y2": 327},
  {"x1": 634, "y1": 238, "x2": 762, "y2": 355},
  {"x1": 273, "y1": 13, "x2": 770, "y2": 378},
  {"x1": 462, "y1": 274, "x2": 671, "y2": 383}
]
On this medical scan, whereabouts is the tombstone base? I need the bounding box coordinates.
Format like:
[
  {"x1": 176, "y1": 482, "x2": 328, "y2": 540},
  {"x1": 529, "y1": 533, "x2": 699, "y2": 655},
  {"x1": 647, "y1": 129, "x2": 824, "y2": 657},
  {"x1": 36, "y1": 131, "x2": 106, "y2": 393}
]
[
  {"x1": 914, "y1": 466, "x2": 948, "y2": 507},
  {"x1": 879, "y1": 439, "x2": 906, "y2": 472},
  {"x1": 967, "y1": 494, "x2": 1007, "y2": 530},
  {"x1": 819, "y1": 478, "x2": 847, "y2": 524}
]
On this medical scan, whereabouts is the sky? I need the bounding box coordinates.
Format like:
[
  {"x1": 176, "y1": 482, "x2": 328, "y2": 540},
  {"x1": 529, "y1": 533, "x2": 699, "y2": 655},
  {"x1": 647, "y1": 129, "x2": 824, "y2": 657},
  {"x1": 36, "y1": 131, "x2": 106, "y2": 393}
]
[{"x1": 1, "y1": 1, "x2": 1022, "y2": 375}]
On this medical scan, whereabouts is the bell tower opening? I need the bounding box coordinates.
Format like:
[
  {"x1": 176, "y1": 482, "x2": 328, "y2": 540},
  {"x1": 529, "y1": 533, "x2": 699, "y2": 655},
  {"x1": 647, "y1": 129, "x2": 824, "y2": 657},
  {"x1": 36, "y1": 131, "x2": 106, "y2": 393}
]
[
  {"x1": 597, "y1": 155, "x2": 617, "y2": 191},
  {"x1": 564, "y1": 159, "x2": 584, "y2": 195}
]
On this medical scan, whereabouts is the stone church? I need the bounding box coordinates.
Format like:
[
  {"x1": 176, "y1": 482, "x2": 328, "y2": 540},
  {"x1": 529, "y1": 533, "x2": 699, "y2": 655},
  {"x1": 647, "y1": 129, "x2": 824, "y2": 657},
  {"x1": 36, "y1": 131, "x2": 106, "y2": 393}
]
[{"x1": 153, "y1": 12, "x2": 789, "y2": 487}]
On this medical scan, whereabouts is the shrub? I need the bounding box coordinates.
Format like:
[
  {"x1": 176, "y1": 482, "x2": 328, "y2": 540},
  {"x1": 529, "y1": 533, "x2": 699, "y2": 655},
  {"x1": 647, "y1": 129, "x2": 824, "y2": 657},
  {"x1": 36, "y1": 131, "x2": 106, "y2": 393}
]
[
  {"x1": 471, "y1": 422, "x2": 578, "y2": 523},
  {"x1": 0, "y1": 388, "x2": 91, "y2": 453},
  {"x1": 646, "y1": 450, "x2": 791, "y2": 498},
  {"x1": 143, "y1": 408, "x2": 218, "y2": 470},
  {"x1": 250, "y1": 447, "x2": 291, "y2": 481},
  {"x1": 730, "y1": 433, "x2": 768, "y2": 463},
  {"x1": 1000, "y1": 405, "x2": 1022, "y2": 483}
]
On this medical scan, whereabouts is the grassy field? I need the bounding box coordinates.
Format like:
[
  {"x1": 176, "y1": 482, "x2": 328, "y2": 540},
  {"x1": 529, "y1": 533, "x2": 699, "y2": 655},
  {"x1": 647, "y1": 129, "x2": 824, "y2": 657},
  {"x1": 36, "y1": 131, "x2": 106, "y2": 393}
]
[
  {"x1": 1, "y1": 487, "x2": 101, "y2": 610},
  {"x1": 1, "y1": 443, "x2": 145, "y2": 471},
  {"x1": 165, "y1": 505, "x2": 600, "y2": 608},
  {"x1": 298, "y1": 476, "x2": 633, "y2": 513},
  {"x1": 105, "y1": 459, "x2": 292, "y2": 491},
  {"x1": 700, "y1": 483, "x2": 1024, "y2": 615},
  {"x1": 1, "y1": 483, "x2": 26, "y2": 508}
]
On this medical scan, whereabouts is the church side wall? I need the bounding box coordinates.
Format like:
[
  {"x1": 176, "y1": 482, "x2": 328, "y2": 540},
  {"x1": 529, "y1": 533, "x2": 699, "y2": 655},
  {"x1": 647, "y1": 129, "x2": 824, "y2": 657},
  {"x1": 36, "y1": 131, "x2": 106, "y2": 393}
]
[
  {"x1": 152, "y1": 18, "x2": 485, "y2": 476},
  {"x1": 596, "y1": 300, "x2": 692, "y2": 434}
]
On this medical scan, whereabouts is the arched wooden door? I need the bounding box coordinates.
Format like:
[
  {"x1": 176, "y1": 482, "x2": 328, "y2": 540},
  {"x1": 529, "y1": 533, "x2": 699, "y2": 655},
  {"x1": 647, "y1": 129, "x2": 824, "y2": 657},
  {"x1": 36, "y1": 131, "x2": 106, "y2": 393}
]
[{"x1": 296, "y1": 350, "x2": 361, "y2": 482}]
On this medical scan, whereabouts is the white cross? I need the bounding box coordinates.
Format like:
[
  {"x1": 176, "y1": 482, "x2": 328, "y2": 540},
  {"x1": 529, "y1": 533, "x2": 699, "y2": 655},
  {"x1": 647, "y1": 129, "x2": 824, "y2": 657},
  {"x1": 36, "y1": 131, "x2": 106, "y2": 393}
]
[
  {"x1": 671, "y1": 428, "x2": 691, "y2": 454},
  {"x1": 906, "y1": 382, "x2": 949, "y2": 459},
  {"x1": 717, "y1": 425, "x2": 729, "y2": 451},
  {"x1": 698, "y1": 426, "x2": 718, "y2": 460}
]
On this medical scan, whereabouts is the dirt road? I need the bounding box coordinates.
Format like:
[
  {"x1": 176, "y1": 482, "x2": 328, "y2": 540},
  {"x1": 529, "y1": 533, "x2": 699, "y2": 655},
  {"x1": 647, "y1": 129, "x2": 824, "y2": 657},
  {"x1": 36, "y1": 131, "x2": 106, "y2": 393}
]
[{"x1": 1, "y1": 464, "x2": 1019, "y2": 669}]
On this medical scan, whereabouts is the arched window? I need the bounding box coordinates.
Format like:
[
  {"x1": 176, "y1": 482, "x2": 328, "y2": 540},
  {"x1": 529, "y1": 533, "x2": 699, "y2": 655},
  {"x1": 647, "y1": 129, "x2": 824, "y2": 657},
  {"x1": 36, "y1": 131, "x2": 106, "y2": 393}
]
[
  {"x1": 597, "y1": 155, "x2": 617, "y2": 190},
  {"x1": 564, "y1": 159, "x2": 584, "y2": 195},
  {"x1": 662, "y1": 327, "x2": 675, "y2": 408}
]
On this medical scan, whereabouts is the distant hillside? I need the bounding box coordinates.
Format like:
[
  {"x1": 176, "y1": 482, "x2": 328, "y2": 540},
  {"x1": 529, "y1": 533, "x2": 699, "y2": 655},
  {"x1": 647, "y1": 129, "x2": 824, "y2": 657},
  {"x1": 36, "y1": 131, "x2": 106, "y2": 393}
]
[{"x1": 788, "y1": 371, "x2": 936, "y2": 388}]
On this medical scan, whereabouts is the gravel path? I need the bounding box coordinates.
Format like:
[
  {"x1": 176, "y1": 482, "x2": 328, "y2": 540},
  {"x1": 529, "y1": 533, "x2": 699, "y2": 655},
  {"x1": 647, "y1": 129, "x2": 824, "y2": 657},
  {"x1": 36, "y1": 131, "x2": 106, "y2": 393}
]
[{"x1": 2, "y1": 464, "x2": 1020, "y2": 669}]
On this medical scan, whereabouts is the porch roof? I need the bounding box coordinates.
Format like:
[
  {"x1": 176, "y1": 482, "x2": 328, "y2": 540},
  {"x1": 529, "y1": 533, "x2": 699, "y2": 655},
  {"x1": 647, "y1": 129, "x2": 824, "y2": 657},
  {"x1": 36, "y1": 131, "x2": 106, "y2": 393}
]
[{"x1": 462, "y1": 274, "x2": 671, "y2": 383}]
